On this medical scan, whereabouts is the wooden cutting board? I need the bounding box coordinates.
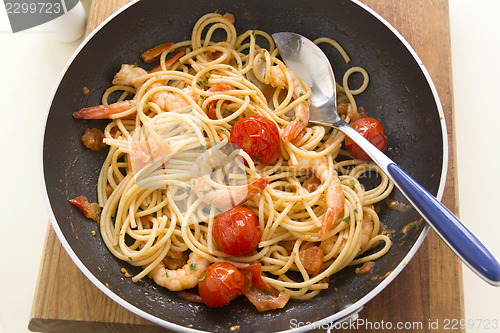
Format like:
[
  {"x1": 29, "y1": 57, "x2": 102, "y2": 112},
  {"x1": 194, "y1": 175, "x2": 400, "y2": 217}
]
[{"x1": 29, "y1": 0, "x2": 464, "y2": 332}]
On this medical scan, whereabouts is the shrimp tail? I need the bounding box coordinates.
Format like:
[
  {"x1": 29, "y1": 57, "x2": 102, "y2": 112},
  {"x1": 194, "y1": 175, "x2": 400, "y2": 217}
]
[
  {"x1": 73, "y1": 100, "x2": 137, "y2": 119},
  {"x1": 284, "y1": 101, "x2": 310, "y2": 143},
  {"x1": 150, "y1": 49, "x2": 186, "y2": 73},
  {"x1": 141, "y1": 42, "x2": 174, "y2": 63},
  {"x1": 236, "y1": 177, "x2": 268, "y2": 204},
  {"x1": 203, "y1": 177, "x2": 268, "y2": 211},
  {"x1": 282, "y1": 115, "x2": 308, "y2": 143},
  {"x1": 269, "y1": 66, "x2": 310, "y2": 143},
  {"x1": 318, "y1": 207, "x2": 342, "y2": 239}
]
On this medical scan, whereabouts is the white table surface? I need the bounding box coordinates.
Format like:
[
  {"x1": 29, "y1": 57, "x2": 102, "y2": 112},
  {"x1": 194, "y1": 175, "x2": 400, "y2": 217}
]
[{"x1": 0, "y1": 1, "x2": 499, "y2": 332}]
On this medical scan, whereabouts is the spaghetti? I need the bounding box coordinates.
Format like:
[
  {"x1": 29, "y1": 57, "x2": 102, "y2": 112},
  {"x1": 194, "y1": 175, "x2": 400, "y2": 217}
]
[{"x1": 75, "y1": 12, "x2": 393, "y2": 308}]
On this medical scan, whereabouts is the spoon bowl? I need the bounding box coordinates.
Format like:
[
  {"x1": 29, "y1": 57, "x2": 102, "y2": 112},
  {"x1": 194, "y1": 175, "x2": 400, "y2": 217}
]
[{"x1": 272, "y1": 31, "x2": 500, "y2": 286}]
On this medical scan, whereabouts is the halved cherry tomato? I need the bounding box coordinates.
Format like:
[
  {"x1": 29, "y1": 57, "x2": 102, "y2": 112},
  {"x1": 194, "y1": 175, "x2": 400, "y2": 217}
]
[
  {"x1": 230, "y1": 115, "x2": 280, "y2": 164},
  {"x1": 198, "y1": 262, "x2": 245, "y2": 308},
  {"x1": 213, "y1": 206, "x2": 261, "y2": 256},
  {"x1": 345, "y1": 117, "x2": 387, "y2": 161}
]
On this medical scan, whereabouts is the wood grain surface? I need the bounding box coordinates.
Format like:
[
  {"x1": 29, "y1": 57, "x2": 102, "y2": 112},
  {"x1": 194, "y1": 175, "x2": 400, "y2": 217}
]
[{"x1": 29, "y1": 0, "x2": 464, "y2": 332}]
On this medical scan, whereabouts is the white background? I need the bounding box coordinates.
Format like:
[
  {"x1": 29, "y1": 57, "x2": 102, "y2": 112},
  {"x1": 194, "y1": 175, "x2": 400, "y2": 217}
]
[{"x1": 0, "y1": 1, "x2": 499, "y2": 332}]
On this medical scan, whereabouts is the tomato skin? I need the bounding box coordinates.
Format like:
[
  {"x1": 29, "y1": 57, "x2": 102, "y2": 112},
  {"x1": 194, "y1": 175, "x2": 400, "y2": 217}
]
[
  {"x1": 230, "y1": 115, "x2": 280, "y2": 164},
  {"x1": 240, "y1": 263, "x2": 270, "y2": 290},
  {"x1": 345, "y1": 117, "x2": 387, "y2": 161},
  {"x1": 198, "y1": 262, "x2": 245, "y2": 308},
  {"x1": 213, "y1": 206, "x2": 261, "y2": 255}
]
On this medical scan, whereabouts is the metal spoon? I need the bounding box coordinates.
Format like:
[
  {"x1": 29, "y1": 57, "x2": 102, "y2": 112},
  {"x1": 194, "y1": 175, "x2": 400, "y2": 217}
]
[{"x1": 272, "y1": 32, "x2": 500, "y2": 286}]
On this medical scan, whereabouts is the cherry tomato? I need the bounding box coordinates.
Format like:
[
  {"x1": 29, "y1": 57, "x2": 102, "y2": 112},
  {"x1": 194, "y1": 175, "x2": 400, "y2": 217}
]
[
  {"x1": 213, "y1": 206, "x2": 261, "y2": 256},
  {"x1": 198, "y1": 262, "x2": 245, "y2": 308},
  {"x1": 230, "y1": 115, "x2": 280, "y2": 164},
  {"x1": 345, "y1": 117, "x2": 387, "y2": 161}
]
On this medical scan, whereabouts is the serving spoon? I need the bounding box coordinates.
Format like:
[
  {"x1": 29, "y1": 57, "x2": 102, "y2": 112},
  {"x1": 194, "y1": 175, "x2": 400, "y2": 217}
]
[{"x1": 272, "y1": 32, "x2": 500, "y2": 286}]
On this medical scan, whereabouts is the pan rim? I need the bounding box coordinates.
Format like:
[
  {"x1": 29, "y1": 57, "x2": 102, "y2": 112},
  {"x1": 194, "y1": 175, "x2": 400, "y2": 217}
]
[{"x1": 39, "y1": 0, "x2": 449, "y2": 331}]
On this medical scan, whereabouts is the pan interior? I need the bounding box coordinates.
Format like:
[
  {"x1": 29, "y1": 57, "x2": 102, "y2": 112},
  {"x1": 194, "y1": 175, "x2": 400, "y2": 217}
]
[{"x1": 43, "y1": 0, "x2": 444, "y2": 331}]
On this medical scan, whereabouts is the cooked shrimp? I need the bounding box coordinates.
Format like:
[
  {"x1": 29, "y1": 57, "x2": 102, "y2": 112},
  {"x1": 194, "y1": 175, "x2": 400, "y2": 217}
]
[
  {"x1": 269, "y1": 66, "x2": 310, "y2": 142},
  {"x1": 148, "y1": 252, "x2": 209, "y2": 291},
  {"x1": 73, "y1": 100, "x2": 137, "y2": 119},
  {"x1": 206, "y1": 81, "x2": 233, "y2": 119},
  {"x1": 294, "y1": 156, "x2": 344, "y2": 239},
  {"x1": 73, "y1": 65, "x2": 146, "y2": 119},
  {"x1": 150, "y1": 86, "x2": 197, "y2": 112},
  {"x1": 73, "y1": 52, "x2": 189, "y2": 119},
  {"x1": 319, "y1": 236, "x2": 341, "y2": 256},
  {"x1": 197, "y1": 177, "x2": 267, "y2": 211},
  {"x1": 129, "y1": 137, "x2": 171, "y2": 172},
  {"x1": 150, "y1": 49, "x2": 186, "y2": 73},
  {"x1": 190, "y1": 144, "x2": 268, "y2": 211},
  {"x1": 112, "y1": 64, "x2": 149, "y2": 88},
  {"x1": 320, "y1": 212, "x2": 376, "y2": 256},
  {"x1": 113, "y1": 62, "x2": 196, "y2": 112},
  {"x1": 360, "y1": 212, "x2": 374, "y2": 250},
  {"x1": 141, "y1": 42, "x2": 174, "y2": 63}
]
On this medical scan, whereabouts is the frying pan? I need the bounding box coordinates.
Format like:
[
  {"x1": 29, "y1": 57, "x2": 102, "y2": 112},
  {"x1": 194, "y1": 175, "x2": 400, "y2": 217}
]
[{"x1": 42, "y1": 0, "x2": 447, "y2": 331}]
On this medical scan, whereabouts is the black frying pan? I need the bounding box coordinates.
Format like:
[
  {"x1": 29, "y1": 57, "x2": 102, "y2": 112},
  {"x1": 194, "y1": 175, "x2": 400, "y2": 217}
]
[{"x1": 42, "y1": 0, "x2": 446, "y2": 331}]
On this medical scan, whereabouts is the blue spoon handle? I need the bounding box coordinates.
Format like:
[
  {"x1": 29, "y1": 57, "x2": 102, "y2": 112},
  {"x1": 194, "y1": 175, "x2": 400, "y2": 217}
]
[
  {"x1": 339, "y1": 123, "x2": 500, "y2": 286},
  {"x1": 387, "y1": 163, "x2": 500, "y2": 285}
]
